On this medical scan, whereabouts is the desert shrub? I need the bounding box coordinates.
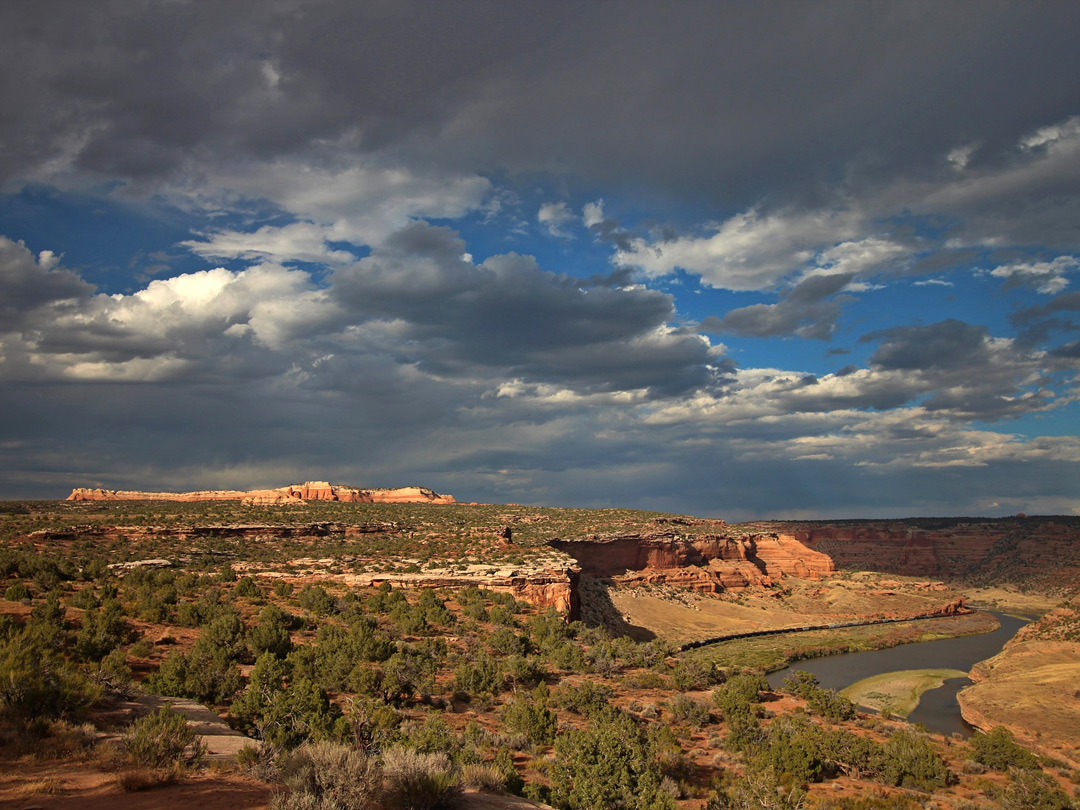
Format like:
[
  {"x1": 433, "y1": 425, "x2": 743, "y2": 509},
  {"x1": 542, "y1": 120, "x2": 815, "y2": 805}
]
[
  {"x1": 464, "y1": 602, "x2": 488, "y2": 622},
  {"x1": 145, "y1": 642, "x2": 242, "y2": 704},
  {"x1": 233, "y1": 652, "x2": 348, "y2": 749},
  {"x1": 781, "y1": 668, "x2": 855, "y2": 719},
  {"x1": 754, "y1": 714, "x2": 827, "y2": 783},
  {"x1": 708, "y1": 764, "x2": 806, "y2": 810},
  {"x1": 501, "y1": 697, "x2": 557, "y2": 746},
  {"x1": 390, "y1": 602, "x2": 430, "y2": 636},
  {"x1": 461, "y1": 762, "x2": 504, "y2": 792},
  {"x1": 235, "y1": 576, "x2": 261, "y2": 598},
  {"x1": 379, "y1": 650, "x2": 434, "y2": 704},
  {"x1": 668, "y1": 694, "x2": 710, "y2": 728},
  {"x1": 783, "y1": 669, "x2": 820, "y2": 698},
  {"x1": 875, "y1": 728, "x2": 949, "y2": 791},
  {"x1": 488, "y1": 605, "x2": 516, "y2": 627},
  {"x1": 970, "y1": 726, "x2": 1039, "y2": 771},
  {"x1": 290, "y1": 621, "x2": 394, "y2": 693},
  {"x1": 25, "y1": 592, "x2": 68, "y2": 651},
  {"x1": 273, "y1": 741, "x2": 381, "y2": 810},
  {"x1": 347, "y1": 696, "x2": 402, "y2": 752},
  {"x1": 999, "y1": 767, "x2": 1074, "y2": 810},
  {"x1": 493, "y1": 747, "x2": 524, "y2": 794},
  {"x1": 490, "y1": 626, "x2": 529, "y2": 656},
  {"x1": 202, "y1": 608, "x2": 250, "y2": 661},
  {"x1": 70, "y1": 585, "x2": 100, "y2": 610},
  {"x1": 811, "y1": 798, "x2": 920, "y2": 809},
  {"x1": 501, "y1": 654, "x2": 545, "y2": 689},
  {"x1": 249, "y1": 605, "x2": 295, "y2": 658},
  {"x1": 123, "y1": 707, "x2": 205, "y2": 768},
  {"x1": 542, "y1": 639, "x2": 587, "y2": 672},
  {"x1": 452, "y1": 654, "x2": 504, "y2": 700},
  {"x1": 404, "y1": 713, "x2": 460, "y2": 759},
  {"x1": 90, "y1": 647, "x2": 134, "y2": 696},
  {"x1": 549, "y1": 707, "x2": 674, "y2": 810},
  {"x1": 723, "y1": 713, "x2": 765, "y2": 753},
  {"x1": 0, "y1": 627, "x2": 100, "y2": 721},
  {"x1": 622, "y1": 671, "x2": 671, "y2": 690},
  {"x1": 806, "y1": 686, "x2": 857, "y2": 721},
  {"x1": 274, "y1": 580, "x2": 295, "y2": 598},
  {"x1": 298, "y1": 584, "x2": 336, "y2": 616},
  {"x1": 584, "y1": 641, "x2": 620, "y2": 676},
  {"x1": 75, "y1": 600, "x2": 131, "y2": 662},
  {"x1": 671, "y1": 656, "x2": 723, "y2": 690},
  {"x1": 5, "y1": 580, "x2": 31, "y2": 601},
  {"x1": 712, "y1": 673, "x2": 768, "y2": 719},
  {"x1": 551, "y1": 680, "x2": 613, "y2": 716},
  {"x1": 134, "y1": 581, "x2": 177, "y2": 622},
  {"x1": 416, "y1": 589, "x2": 455, "y2": 628},
  {"x1": 381, "y1": 746, "x2": 461, "y2": 810}
]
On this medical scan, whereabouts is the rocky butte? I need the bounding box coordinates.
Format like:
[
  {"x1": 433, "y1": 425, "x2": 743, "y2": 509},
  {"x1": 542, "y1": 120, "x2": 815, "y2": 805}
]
[{"x1": 66, "y1": 481, "x2": 456, "y2": 505}]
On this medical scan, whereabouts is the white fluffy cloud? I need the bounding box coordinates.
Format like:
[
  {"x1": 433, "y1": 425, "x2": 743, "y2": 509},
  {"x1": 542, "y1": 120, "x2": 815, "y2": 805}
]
[
  {"x1": 987, "y1": 255, "x2": 1078, "y2": 295},
  {"x1": 538, "y1": 201, "x2": 574, "y2": 238}
]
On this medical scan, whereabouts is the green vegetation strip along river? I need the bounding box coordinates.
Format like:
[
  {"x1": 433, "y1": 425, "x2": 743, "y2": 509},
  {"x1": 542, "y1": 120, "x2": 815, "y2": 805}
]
[{"x1": 839, "y1": 668, "x2": 968, "y2": 717}]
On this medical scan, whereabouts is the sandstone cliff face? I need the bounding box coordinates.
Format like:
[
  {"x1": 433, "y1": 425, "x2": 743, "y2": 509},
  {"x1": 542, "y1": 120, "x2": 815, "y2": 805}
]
[
  {"x1": 757, "y1": 517, "x2": 1080, "y2": 591},
  {"x1": 550, "y1": 531, "x2": 834, "y2": 594},
  {"x1": 67, "y1": 482, "x2": 455, "y2": 506},
  {"x1": 341, "y1": 566, "x2": 580, "y2": 619}
]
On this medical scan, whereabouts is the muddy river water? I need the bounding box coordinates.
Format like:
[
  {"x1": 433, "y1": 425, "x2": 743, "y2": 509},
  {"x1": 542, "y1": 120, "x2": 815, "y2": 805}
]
[{"x1": 766, "y1": 612, "x2": 1028, "y2": 736}]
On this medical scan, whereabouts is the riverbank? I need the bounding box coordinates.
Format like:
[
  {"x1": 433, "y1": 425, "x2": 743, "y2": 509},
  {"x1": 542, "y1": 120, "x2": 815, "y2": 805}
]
[{"x1": 680, "y1": 610, "x2": 999, "y2": 673}]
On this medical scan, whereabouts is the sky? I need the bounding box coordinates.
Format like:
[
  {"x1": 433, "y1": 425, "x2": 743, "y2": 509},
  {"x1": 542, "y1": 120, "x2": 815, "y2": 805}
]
[{"x1": 1, "y1": 1, "x2": 1079, "y2": 519}]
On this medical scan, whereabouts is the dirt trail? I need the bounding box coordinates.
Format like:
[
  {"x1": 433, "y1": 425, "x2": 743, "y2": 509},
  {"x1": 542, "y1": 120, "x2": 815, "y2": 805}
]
[{"x1": 105, "y1": 693, "x2": 251, "y2": 761}]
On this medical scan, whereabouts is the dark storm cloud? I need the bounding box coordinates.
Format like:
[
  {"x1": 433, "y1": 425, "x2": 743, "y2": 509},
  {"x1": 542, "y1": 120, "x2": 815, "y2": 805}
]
[
  {"x1": 859, "y1": 319, "x2": 1060, "y2": 419},
  {"x1": 0, "y1": 237, "x2": 94, "y2": 322},
  {"x1": 866, "y1": 319, "x2": 991, "y2": 370},
  {"x1": 331, "y1": 222, "x2": 718, "y2": 395},
  {"x1": 4, "y1": 1, "x2": 1079, "y2": 208},
  {"x1": 702, "y1": 273, "x2": 854, "y2": 339}
]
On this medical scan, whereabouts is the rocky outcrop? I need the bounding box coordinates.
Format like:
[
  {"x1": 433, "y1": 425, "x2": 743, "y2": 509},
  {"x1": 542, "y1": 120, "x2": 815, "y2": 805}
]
[
  {"x1": 30, "y1": 521, "x2": 403, "y2": 545},
  {"x1": 67, "y1": 481, "x2": 456, "y2": 505},
  {"x1": 342, "y1": 565, "x2": 580, "y2": 619},
  {"x1": 550, "y1": 531, "x2": 834, "y2": 594}
]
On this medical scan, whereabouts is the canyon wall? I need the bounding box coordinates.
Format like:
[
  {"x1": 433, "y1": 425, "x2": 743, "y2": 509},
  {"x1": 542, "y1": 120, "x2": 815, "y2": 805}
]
[
  {"x1": 757, "y1": 517, "x2": 1080, "y2": 591},
  {"x1": 66, "y1": 481, "x2": 456, "y2": 505},
  {"x1": 551, "y1": 531, "x2": 834, "y2": 594}
]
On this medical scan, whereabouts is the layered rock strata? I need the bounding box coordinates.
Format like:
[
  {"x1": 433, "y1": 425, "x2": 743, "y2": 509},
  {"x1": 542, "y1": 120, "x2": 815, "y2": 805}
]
[
  {"x1": 751, "y1": 517, "x2": 1080, "y2": 590},
  {"x1": 550, "y1": 532, "x2": 834, "y2": 594},
  {"x1": 67, "y1": 481, "x2": 456, "y2": 505},
  {"x1": 316, "y1": 565, "x2": 581, "y2": 619}
]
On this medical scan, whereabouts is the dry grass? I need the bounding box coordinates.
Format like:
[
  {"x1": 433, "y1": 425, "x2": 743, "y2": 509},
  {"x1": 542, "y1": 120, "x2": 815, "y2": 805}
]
[
  {"x1": 12, "y1": 776, "x2": 66, "y2": 796},
  {"x1": 115, "y1": 762, "x2": 184, "y2": 791}
]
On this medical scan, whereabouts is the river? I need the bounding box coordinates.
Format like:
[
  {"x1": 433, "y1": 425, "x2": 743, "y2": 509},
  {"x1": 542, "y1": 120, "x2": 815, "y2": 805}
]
[{"x1": 766, "y1": 611, "x2": 1028, "y2": 736}]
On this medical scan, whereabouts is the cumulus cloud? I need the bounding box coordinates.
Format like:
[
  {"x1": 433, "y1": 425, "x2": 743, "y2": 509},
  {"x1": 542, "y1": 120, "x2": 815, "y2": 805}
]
[
  {"x1": 2, "y1": 3, "x2": 1079, "y2": 515},
  {"x1": 702, "y1": 273, "x2": 855, "y2": 340},
  {"x1": 330, "y1": 222, "x2": 723, "y2": 396},
  {"x1": 0, "y1": 236, "x2": 94, "y2": 323},
  {"x1": 987, "y1": 255, "x2": 1078, "y2": 294},
  {"x1": 538, "y1": 202, "x2": 574, "y2": 238}
]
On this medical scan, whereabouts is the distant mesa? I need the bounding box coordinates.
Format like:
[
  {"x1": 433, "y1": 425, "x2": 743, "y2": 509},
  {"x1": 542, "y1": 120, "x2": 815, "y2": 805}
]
[{"x1": 66, "y1": 481, "x2": 456, "y2": 505}]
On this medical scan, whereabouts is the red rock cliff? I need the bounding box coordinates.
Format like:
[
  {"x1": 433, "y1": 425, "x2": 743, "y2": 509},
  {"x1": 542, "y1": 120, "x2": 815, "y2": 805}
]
[
  {"x1": 550, "y1": 531, "x2": 834, "y2": 594},
  {"x1": 67, "y1": 482, "x2": 455, "y2": 505}
]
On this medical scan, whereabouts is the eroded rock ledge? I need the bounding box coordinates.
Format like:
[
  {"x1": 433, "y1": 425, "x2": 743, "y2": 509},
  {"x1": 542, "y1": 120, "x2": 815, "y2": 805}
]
[
  {"x1": 66, "y1": 481, "x2": 456, "y2": 505},
  {"x1": 550, "y1": 531, "x2": 834, "y2": 594}
]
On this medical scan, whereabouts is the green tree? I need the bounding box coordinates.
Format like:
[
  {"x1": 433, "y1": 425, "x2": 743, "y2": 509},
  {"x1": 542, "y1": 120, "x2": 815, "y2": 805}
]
[
  {"x1": 549, "y1": 708, "x2": 673, "y2": 810},
  {"x1": 970, "y1": 726, "x2": 1039, "y2": 771}
]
